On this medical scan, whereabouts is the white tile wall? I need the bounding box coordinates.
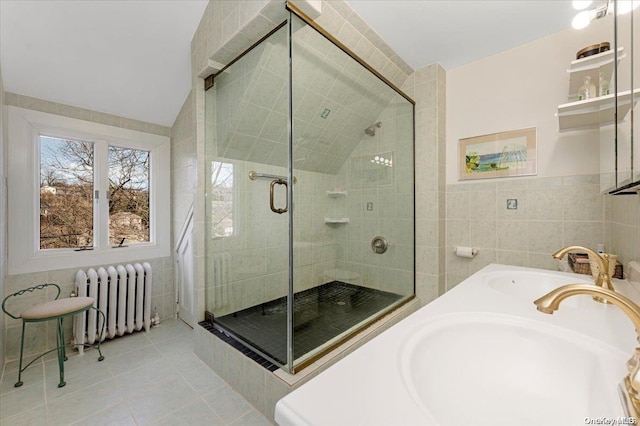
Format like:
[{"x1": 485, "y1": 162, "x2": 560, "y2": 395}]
[
  {"x1": 445, "y1": 174, "x2": 610, "y2": 290},
  {"x1": 610, "y1": 194, "x2": 640, "y2": 267},
  {"x1": 406, "y1": 64, "x2": 447, "y2": 303}
]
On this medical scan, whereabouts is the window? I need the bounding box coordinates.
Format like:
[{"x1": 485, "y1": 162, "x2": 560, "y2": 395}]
[
  {"x1": 8, "y1": 107, "x2": 170, "y2": 274},
  {"x1": 108, "y1": 146, "x2": 150, "y2": 245},
  {"x1": 210, "y1": 161, "x2": 234, "y2": 238},
  {"x1": 40, "y1": 136, "x2": 94, "y2": 249}
]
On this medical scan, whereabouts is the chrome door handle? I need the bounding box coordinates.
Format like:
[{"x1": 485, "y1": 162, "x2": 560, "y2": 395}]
[{"x1": 270, "y1": 179, "x2": 288, "y2": 214}]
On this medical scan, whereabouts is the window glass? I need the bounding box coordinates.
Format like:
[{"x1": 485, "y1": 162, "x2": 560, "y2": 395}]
[
  {"x1": 40, "y1": 136, "x2": 94, "y2": 249},
  {"x1": 108, "y1": 146, "x2": 150, "y2": 245},
  {"x1": 211, "y1": 161, "x2": 234, "y2": 238}
]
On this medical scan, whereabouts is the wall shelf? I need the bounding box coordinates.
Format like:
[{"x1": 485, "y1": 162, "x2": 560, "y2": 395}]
[
  {"x1": 556, "y1": 88, "x2": 640, "y2": 132},
  {"x1": 326, "y1": 190, "x2": 347, "y2": 197},
  {"x1": 566, "y1": 47, "x2": 625, "y2": 101}
]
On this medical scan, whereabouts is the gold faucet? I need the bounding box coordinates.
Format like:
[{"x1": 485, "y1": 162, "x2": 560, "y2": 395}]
[
  {"x1": 552, "y1": 245, "x2": 614, "y2": 303},
  {"x1": 534, "y1": 284, "x2": 640, "y2": 417}
]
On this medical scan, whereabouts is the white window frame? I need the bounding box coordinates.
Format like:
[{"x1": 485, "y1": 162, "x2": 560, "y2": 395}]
[{"x1": 8, "y1": 106, "x2": 170, "y2": 274}]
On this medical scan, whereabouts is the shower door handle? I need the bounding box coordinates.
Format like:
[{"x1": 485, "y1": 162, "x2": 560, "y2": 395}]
[{"x1": 270, "y1": 179, "x2": 288, "y2": 214}]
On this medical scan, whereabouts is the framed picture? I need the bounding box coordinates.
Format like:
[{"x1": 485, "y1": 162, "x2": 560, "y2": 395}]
[{"x1": 459, "y1": 127, "x2": 537, "y2": 180}]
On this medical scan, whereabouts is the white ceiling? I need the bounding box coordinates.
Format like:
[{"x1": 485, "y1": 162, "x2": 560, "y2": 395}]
[
  {"x1": 0, "y1": 0, "x2": 208, "y2": 127},
  {"x1": 345, "y1": 0, "x2": 576, "y2": 70},
  {"x1": 0, "y1": 1, "x2": 578, "y2": 128}
]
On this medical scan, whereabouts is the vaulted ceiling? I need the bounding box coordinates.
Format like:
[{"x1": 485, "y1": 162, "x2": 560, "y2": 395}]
[{"x1": 1, "y1": 1, "x2": 575, "y2": 128}]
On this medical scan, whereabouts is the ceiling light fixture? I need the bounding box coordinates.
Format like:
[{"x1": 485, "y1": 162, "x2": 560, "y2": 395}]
[
  {"x1": 573, "y1": 0, "x2": 594, "y2": 10},
  {"x1": 572, "y1": 1, "x2": 610, "y2": 29},
  {"x1": 572, "y1": 0, "x2": 640, "y2": 29}
]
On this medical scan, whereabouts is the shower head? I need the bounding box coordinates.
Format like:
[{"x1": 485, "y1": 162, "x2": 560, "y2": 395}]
[{"x1": 365, "y1": 121, "x2": 382, "y2": 137}]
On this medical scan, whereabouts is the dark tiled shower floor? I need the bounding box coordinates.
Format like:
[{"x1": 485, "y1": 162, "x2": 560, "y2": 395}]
[{"x1": 214, "y1": 281, "x2": 403, "y2": 365}]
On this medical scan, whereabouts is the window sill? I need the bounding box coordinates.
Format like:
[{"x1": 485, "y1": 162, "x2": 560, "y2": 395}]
[{"x1": 9, "y1": 244, "x2": 170, "y2": 276}]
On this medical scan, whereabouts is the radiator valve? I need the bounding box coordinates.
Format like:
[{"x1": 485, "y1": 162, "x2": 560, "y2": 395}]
[{"x1": 152, "y1": 307, "x2": 160, "y2": 326}]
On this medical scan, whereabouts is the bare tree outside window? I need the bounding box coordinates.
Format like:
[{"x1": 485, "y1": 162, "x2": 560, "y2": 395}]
[
  {"x1": 40, "y1": 136, "x2": 94, "y2": 249},
  {"x1": 39, "y1": 136, "x2": 151, "y2": 249},
  {"x1": 211, "y1": 161, "x2": 234, "y2": 238},
  {"x1": 108, "y1": 146, "x2": 150, "y2": 245}
]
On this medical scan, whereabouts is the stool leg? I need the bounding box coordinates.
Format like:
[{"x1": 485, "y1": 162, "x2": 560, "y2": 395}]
[
  {"x1": 56, "y1": 318, "x2": 66, "y2": 388},
  {"x1": 59, "y1": 318, "x2": 68, "y2": 361},
  {"x1": 15, "y1": 322, "x2": 26, "y2": 387}
]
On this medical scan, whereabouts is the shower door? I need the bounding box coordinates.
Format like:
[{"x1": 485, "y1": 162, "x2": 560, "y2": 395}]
[
  {"x1": 205, "y1": 23, "x2": 292, "y2": 366},
  {"x1": 290, "y1": 13, "x2": 415, "y2": 369},
  {"x1": 205, "y1": 11, "x2": 415, "y2": 373}
]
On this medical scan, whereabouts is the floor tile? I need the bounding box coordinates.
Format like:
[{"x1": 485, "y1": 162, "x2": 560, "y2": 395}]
[
  {"x1": 105, "y1": 344, "x2": 163, "y2": 375},
  {"x1": 113, "y1": 357, "x2": 182, "y2": 398},
  {"x1": 202, "y1": 385, "x2": 254, "y2": 424},
  {"x1": 0, "y1": 363, "x2": 43, "y2": 395},
  {"x1": 70, "y1": 402, "x2": 136, "y2": 426},
  {"x1": 98, "y1": 331, "x2": 153, "y2": 358},
  {"x1": 154, "y1": 399, "x2": 224, "y2": 426},
  {"x1": 145, "y1": 321, "x2": 188, "y2": 344},
  {"x1": 0, "y1": 319, "x2": 273, "y2": 426},
  {"x1": 0, "y1": 383, "x2": 46, "y2": 420},
  {"x1": 172, "y1": 355, "x2": 226, "y2": 395},
  {"x1": 128, "y1": 377, "x2": 200, "y2": 425},
  {"x1": 0, "y1": 404, "x2": 47, "y2": 426},
  {"x1": 230, "y1": 409, "x2": 275, "y2": 426},
  {"x1": 46, "y1": 378, "x2": 123, "y2": 425},
  {"x1": 43, "y1": 352, "x2": 112, "y2": 401}
]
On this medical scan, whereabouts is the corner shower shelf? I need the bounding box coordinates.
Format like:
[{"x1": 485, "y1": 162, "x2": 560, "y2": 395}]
[
  {"x1": 326, "y1": 190, "x2": 347, "y2": 197},
  {"x1": 556, "y1": 88, "x2": 640, "y2": 132},
  {"x1": 324, "y1": 218, "x2": 350, "y2": 224}
]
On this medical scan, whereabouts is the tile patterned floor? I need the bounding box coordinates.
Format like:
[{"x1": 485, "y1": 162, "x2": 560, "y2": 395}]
[
  {"x1": 0, "y1": 319, "x2": 273, "y2": 426},
  {"x1": 216, "y1": 281, "x2": 403, "y2": 364}
]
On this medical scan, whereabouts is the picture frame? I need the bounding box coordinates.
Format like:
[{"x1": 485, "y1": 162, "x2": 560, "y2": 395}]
[{"x1": 458, "y1": 127, "x2": 537, "y2": 180}]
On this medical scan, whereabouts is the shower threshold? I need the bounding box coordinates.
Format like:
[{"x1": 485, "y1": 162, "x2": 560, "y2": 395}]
[{"x1": 213, "y1": 281, "x2": 403, "y2": 366}]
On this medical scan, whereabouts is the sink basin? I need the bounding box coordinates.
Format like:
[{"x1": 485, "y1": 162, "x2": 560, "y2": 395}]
[
  {"x1": 400, "y1": 313, "x2": 626, "y2": 426},
  {"x1": 485, "y1": 270, "x2": 594, "y2": 307}
]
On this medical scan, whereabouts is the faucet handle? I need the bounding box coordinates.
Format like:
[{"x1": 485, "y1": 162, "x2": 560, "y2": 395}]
[
  {"x1": 627, "y1": 349, "x2": 640, "y2": 395},
  {"x1": 628, "y1": 348, "x2": 640, "y2": 372}
]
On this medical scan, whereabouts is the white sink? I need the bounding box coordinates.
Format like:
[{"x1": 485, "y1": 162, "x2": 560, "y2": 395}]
[
  {"x1": 400, "y1": 313, "x2": 626, "y2": 426},
  {"x1": 275, "y1": 265, "x2": 637, "y2": 426},
  {"x1": 485, "y1": 270, "x2": 594, "y2": 307}
]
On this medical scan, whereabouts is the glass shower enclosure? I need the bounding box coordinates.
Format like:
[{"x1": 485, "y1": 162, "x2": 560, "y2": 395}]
[{"x1": 204, "y1": 7, "x2": 415, "y2": 373}]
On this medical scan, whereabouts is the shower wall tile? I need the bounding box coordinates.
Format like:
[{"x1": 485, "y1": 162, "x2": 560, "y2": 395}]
[
  {"x1": 408, "y1": 64, "x2": 446, "y2": 304},
  {"x1": 445, "y1": 174, "x2": 609, "y2": 289}
]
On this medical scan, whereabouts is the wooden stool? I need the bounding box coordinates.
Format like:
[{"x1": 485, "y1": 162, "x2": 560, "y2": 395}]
[{"x1": 2, "y1": 283, "x2": 105, "y2": 388}]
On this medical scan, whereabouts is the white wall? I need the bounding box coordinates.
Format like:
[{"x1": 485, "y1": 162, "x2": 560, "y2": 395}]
[
  {"x1": 446, "y1": 18, "x2": 611, "y2": 184},
  {"x1": 444, "y1": 18, "x2": 617, "y2": 289}
]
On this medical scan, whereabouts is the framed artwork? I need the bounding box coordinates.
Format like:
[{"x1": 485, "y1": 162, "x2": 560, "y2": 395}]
[{"x1": 459, "y1": 127, "x2": 537, "y2": 180}]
